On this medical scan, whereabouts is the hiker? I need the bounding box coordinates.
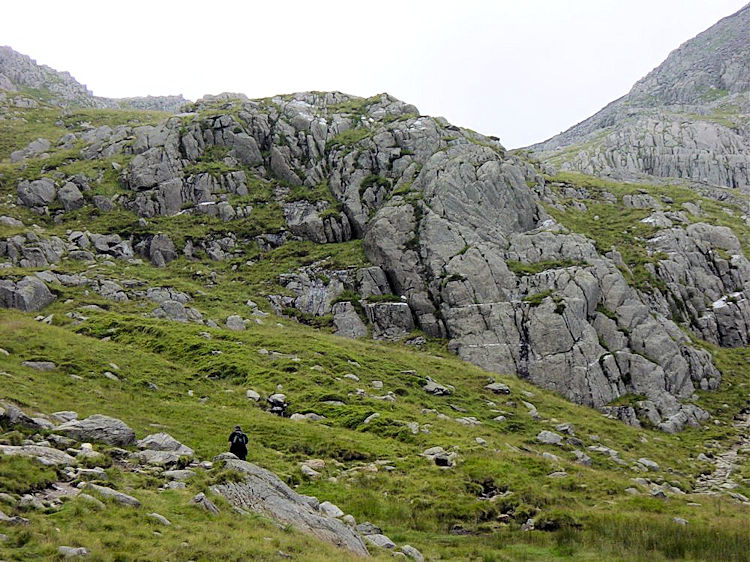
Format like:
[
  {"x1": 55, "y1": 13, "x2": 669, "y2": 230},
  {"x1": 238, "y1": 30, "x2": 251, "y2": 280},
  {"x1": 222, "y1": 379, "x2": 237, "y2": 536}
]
[{"x1": 228, "y1": 425, "x2": 248, "y2": 460}]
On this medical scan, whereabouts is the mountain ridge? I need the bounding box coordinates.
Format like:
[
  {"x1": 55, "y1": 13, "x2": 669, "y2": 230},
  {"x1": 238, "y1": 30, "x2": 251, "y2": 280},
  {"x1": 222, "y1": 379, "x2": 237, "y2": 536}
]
[{"x1": 530, "y1": 3, "x2": 750, "y2": 191}]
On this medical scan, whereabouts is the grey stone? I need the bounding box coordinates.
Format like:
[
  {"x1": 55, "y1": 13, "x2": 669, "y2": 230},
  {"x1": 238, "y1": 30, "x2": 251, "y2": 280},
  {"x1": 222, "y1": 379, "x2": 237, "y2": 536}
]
[
  {"x1": 364, "y1": 533, "x2": 396, "y2": 549},
  {"x1": 58, "y1": 182, "x2": 84, "y2": 211},
  {"x1": 212, "y1": 459, "x2": 368, "y2": 555},
  {"x1": 55, "y1": 414, "x2": 136, "y2": 446},
  {"x1": 484, "y1": 382, "x2": 510, "y2": 394},
  {"x1": 189, "y1": 492, "x2": 219, "y2": 514},
  {"x1": 85, "y1": 483, "x2": 140, "y2": 507},
  {"x1": 0, "y1": 276, "x2": 55, "y2": 312},
  {"x1": 332, "y1": 301, "x2": 367, "y2": 338},
  {"x1": 21, "y1": 360, "x2": 57, "y2": 371},
  {"x1": 226, "y1": 315, "x2": 246, "y2": 330},
  {"x1": 147, "y1": 512, "x2": 171, "y2": 525},
  {"x1": 400, "y1": 545, "x2": 424, "y2": 561},
  {"x1": 536, "y1": 431, "x2": 563, "y2": 445},
  {"x1": 57, "y1": 546, "x2": 90, "y2": 558},
  {"x1": 137, "y1": 433, "x2": 194, "y2": 455},
  {"x1": 17, "y1": 178, "x2": 56, "y2": 207},
  {"x1": 0, "y1": 444, "x2": 75, "y2": 466}
]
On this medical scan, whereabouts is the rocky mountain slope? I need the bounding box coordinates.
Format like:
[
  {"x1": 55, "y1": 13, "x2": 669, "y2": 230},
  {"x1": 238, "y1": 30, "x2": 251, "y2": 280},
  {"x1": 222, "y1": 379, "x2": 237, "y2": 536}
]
[
  {"x1": 0, "y1": 43, "x2": 748, "y2": 561},
  {"x1": 1, "y1": 52, "x2": 749, "y2": 434},
  {"x1": 0, "y1": 46, "x2": 186, "y2": 111},
  {"x1": 530, "y1": 3, "x2": 750, "y2": 191}
]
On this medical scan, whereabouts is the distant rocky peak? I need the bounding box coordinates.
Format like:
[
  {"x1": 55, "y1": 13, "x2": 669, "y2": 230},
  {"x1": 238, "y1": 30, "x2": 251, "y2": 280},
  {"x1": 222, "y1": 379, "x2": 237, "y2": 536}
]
[
  {"x1": 626, "y1": 2, "x2": 750, "y2": 107},
  {"x1": 0, "y1": 45, "x2": 187, "y2": 112}
]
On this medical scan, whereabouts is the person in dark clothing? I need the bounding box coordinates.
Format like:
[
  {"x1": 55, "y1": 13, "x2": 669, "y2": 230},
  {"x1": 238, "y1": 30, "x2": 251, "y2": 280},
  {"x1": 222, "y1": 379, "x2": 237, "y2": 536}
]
[{"x1": 228, "y1": 425, "x2": 248, "y2": 460}]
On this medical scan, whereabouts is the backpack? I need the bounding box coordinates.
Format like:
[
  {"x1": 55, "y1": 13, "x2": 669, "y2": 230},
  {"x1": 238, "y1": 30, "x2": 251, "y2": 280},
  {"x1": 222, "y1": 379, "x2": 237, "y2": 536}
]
[{"x1": 231, "y1": 431, "x2": 247, "y2": 446}]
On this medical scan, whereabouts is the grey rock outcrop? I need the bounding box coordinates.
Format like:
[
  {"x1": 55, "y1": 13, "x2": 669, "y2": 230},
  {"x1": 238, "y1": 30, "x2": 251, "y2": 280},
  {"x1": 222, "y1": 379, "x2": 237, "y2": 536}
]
[{"x1": 212, "y1": 458, "x2": 369, "y2": 556}]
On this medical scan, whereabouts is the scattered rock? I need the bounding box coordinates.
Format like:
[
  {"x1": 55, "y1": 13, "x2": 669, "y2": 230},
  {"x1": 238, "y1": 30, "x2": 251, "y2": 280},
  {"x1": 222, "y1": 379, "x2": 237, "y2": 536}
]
[
  {"x1": 400, "y1": 544, "x2": 424, "y2": 561},
  {"x1": 225, "y1": 315, "x2": 246, "y2": 331},
  {"x1": 0, "y1": 444, "x2": 76, "y2": 466},
  {"x1": 246, "y1": 389, "x2": 261, "y2": 401},
  {"x1": 190, "y1": 492, "x2": 219, "y2": 514},
  {"x1": 484, "y1": 382, "x2": 510, "y2": 395},
  {"x1": 672, "y1": 517, "x2": 688, "y2": 526},
  {"x1": 364, "y1": 533, "x2": 396, "y2": 549},
  {"x1": 21, "y1": 360, "x2": 57, "y2": 371},
  {"x1": 85, "y1": 483, "x2": 140, "y2": 507},
  {"x1": 147, "y1": 512, "x2": 171, "y2": 526},
  {"x1": 536, "y1": 431, "x2": 563, "y2": 445},
  {"x1": 637, "y1": 458, "x2": 659, "y2": 471},
  {"x1": 57, "y1": 546, "x2": 90, "y2": 558},
  {"x1": 422, "y1": 377, "x2": 452, "y2": 396},
  {"x1": 319, "y1": 501, "x2": 344, "y2": 518}
]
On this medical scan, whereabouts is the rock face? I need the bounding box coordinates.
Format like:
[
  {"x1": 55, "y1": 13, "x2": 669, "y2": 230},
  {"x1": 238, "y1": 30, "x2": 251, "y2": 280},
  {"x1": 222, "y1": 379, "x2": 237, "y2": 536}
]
[
  {"x1": 531, "y1": 4, "x2": 750, "y2": 191},
  {"x1": 212, "y1": 458, "x2": 369, "y2": 556}
]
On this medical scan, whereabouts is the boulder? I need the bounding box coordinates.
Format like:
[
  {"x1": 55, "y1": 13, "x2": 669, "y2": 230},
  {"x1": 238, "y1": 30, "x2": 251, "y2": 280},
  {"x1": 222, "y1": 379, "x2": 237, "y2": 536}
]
[
  {"x1": 58, "y1": 182, "x2": 84, "y2": 211},
  {"x1": 212, "y1": 459, "x2": 368, "y2": 556},
  {"x1": 226, "y1": 315, "x2": 246, "y2": 331},
  {"x1": 137, "y1": 433, "x2": 194, "y2": 455},
  {"x1": 189, "y1": 492, "x2": 219, "y2": 514},
  {"x1": 21, "y1": 361, "x2": 56, "y2": 371},
  {"x1": 57, "y1": 546, "x2": 90, "y2": 558},
  {"x1": 17, "y1": 178, "x2": 56, "y2": 207},
  {"x1": 147, "y1": 512, "x2": 172, "y2": 526},
  {"x1": 536, "y1": 431, "x2": 563, "y2": 445},
  {"x1": 55, "y1": 414, "x2": 136, "y2": 446},
  {"x1": 0, "y1": 444, "x2": 76, "y2": 466},
  {"x1": 422, "y1": 377, "x2": 452, "y2": 396},
  {"x1": 318, "y1": 501, "x2": 344, "y2": 518},
  {"x1": 364, "y1": 534, "x2": 396, "y2": 549},
  {"x1": 484, "y1": 382, "x2": 510, "y2": 394},
  {"x1": 85, "y1": 483, "x2": 140, "y2": 507},
  {"x1": 400, "y1": 545, "x2": 424, "y2": 561},
  {"x1": 332, "y1": 301, "x2": 367, "y2": 338},
  {"x1": 0, "y1": 276, "x2": 55, "y2": 312}
]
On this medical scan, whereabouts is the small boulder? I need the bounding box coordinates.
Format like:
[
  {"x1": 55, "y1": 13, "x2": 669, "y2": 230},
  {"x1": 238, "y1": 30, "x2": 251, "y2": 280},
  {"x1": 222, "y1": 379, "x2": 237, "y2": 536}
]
[
  {"x1": 319, "y1": 501, "x2": 344, "y2": 518},
  {"x1": 85, "y1": 483, "x2": 140, "y2": 507},
  {"x1": 190, "y1": 492, "x2": 219, "y2": 514},
  {"x1": 400, "y1": 545, "x2": 424, "y2": 561},
  {"x1": 57, "y1": 546, "x2": 90, "y2": 558},
  {"x1": 58, "y1": 182, "x2": 84, "y2": 211},
  {"x1": 137, "y1": 433, "x2": 193, "y2": 455},
  {"x1": 226, "y1": 315, "x2": 246, "y2": 331},
  {"x1": 364, "y1": 533, "x2": 396, "y2": 549},
  {"x1": 147, "y1": 512, "x2": 171, "y2": 526},
  {"x1": 536, "y1": 431, "x2": 563, "y2": 445},
  {"x1": 637, "y1": 458, "x2": 659, "y2": 471},
  {"x1": 484, "y1": 382, "x2": 510, "y2": 395}
]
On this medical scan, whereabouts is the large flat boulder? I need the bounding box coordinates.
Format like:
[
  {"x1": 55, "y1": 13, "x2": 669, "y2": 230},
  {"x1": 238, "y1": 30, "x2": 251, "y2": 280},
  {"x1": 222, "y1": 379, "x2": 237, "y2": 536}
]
[
  {"x1": 0, "y1": 445, "x2": 75, "y2": 466},
  {"x1": 212, "y1": 459, "x2": 369, "y2": 556},
  {"x1": 55, "y1": 414, "x2": 135, "y2": 446}
]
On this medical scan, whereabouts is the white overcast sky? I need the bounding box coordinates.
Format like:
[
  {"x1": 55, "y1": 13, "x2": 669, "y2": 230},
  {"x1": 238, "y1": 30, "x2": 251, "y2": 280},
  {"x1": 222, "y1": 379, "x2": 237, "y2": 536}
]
[{"x1": 1, "y1": 0, "x2": 746, "y2": 147}]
